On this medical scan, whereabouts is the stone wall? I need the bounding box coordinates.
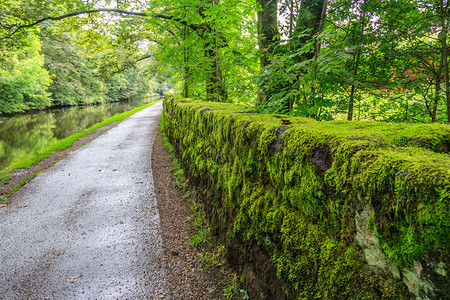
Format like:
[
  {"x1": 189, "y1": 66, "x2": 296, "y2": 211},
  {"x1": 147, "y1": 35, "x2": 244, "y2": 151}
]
[{"x1": 163, "y1": 97, "x2": 449, "y2": 299}]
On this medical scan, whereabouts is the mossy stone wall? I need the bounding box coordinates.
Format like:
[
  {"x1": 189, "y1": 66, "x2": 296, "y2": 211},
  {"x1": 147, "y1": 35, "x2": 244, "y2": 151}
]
[{"x1": 163, "y1": 97, "x2": 449, "y2": 299}]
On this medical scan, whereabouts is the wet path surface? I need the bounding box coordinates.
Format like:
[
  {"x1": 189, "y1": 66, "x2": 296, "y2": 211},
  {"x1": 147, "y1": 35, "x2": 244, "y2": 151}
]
[{"x1": 0, "y1": 102, "x2": 167, "y2": 299}]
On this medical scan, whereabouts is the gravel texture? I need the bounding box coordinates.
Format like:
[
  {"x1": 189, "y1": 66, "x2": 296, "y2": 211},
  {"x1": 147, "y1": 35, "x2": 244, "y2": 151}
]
[{"x1": 152, "y1": 128, "x2": 222, "y2": 299}]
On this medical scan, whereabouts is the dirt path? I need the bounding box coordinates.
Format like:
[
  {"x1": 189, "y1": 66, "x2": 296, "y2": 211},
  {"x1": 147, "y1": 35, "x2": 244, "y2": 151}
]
[{"x1": 0, "y1": 102, "x2": 217, "y2": 299}]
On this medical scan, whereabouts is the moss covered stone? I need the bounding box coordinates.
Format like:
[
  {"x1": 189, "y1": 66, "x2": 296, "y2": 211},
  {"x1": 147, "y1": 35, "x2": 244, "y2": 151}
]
[{"x1": 163, "y1": 97, "x2": 449, "y2": 299}]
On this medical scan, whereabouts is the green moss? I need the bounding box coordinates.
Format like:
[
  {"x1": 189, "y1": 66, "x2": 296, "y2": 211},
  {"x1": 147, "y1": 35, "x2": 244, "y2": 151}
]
[
  {"x1": 163, "y1": 97, "x2": 449, "y2": 298},
  {"x1": 325, "y1": 146, "x2": 449, "y2": 269}
]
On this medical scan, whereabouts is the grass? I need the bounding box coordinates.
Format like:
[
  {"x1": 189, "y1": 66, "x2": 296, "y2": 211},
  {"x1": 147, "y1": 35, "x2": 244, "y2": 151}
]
[
  {"x1": 0, "y1": 100, "x2": 160, "y2": 203},
  {"x1": 200, "y1": 244, "x2": 226, "y2": 268},
  {"x1": 0, "y1": 175, "x2": 11, "y2": 181},
  {"x1": 221, "y1": 273, "x2": 250, "y2": 300}
]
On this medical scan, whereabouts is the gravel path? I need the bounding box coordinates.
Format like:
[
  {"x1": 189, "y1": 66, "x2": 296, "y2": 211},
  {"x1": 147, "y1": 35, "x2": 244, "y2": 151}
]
[{"x1": 0, "y1": 102, "x2": 170, "y2": 299}]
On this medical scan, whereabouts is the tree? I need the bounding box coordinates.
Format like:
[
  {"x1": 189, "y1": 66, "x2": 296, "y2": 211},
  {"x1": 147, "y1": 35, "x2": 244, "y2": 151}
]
[
  {"x1": 377, "y1": 0, "x2": 449, "y2": 123},
  {"x1": 41, "y1": 30, "x2": 106, "y2": 106},
  {"x1": 1, "y1": 0, "x2": 448, "y2": 123},
  {"x1": 256, "y1": 0, "x2": 330, "y2": 116},
  {"x1": 257, "y1": 0, "x2": 280, "y2": 68},
  {"x1": 0, "y1": 31, "x2": 52, "y2": 113},
  {"x1": 149, "y1": 0, "x2": 258, "y2": 102}
]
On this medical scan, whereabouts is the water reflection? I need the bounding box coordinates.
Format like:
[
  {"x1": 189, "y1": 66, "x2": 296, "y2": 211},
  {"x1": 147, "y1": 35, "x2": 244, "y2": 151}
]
[{"x1": 0, "y1": 100, "x2": 155, "y2": 171}]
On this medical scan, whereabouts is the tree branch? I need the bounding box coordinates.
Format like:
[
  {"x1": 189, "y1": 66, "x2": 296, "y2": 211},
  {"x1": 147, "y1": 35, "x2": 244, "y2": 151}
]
[
  {"x1": 1, "y1": 9, "x2": 206, "y2": 41},
  {"x1": 153, "y1": 14, "x2": 207, "y2": 32}
]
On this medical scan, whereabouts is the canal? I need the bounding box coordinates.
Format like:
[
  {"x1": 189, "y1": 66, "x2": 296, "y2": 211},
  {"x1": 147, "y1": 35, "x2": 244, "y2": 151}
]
[{"x1": 0, "y1": 99, "x2": 156, "y2": 171}]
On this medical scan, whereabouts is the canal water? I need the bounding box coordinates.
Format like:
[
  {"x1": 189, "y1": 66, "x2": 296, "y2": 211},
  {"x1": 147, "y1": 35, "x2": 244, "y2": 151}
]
[{"x1": 0, "y1": 99, "x2": 157, "y2": 171}]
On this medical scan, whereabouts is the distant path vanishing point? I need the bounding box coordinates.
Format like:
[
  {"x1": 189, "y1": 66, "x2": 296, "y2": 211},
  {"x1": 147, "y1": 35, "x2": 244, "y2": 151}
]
[{"x1": 0, "y1": 101, "x2": 168, "y2": 299}]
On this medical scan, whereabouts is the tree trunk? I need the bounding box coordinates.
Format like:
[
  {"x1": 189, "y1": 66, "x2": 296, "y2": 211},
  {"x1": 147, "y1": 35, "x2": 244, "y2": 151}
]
[
  {"x1": 204, "y1": 30, "x2": 227, "y2": 102},
  {"x1": 436, "y1": 0, "x2": 450, "y2": 124},
  {"x1": 348, "y1": 48, "x2": 362, "y2": 121},
  {"x1": 200, "y1": 1, "x2": 227, "y2": 102},
  {"x1": 282, "y1": 0, "x2": 327, "y2": 114},
  {"x1": 347, "y1": 0, "x2": 366, "y2": 121},
  {"x1": 358, "y1": 91, "x2": 361, "y2": 120},
  {"x1": 288, "y1": 0, "x2": 294, "y2": 49},
  {"x1": 437, "y1": 0, "x2": 449, "y2": 123},
  {"x1": 257, "y1": 0, "x2": 280, "y2": 68},
  {"x1": 183, "y1": 18, "x2": 190, "y2": 98},
  {"x1": 348, "y1": 84, "x2": 356, "y2": 121},
  {"x1": 205, "y1": 43, "x2": 217, "y2": 101},
  {"x1": 255, "y1": 0, "x2": 280, "y2": 106},
  {"x1": 404, "y1": 96, "x2": 408, "y2": 122},
  {"x1": 293, "y1": 0, "x2": 326, "y2": 59},
  {"x1": 441, "y1": 29, "x2": 449, "y2": 123},
  {"x1": 432, "y1": 50, "x2": 444, "y2": 122}
]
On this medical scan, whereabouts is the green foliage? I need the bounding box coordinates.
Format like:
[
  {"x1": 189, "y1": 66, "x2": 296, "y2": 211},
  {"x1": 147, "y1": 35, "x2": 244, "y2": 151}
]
[
  {"x1": 200, "y1": 244, "x2": 226, "y2": 269},
  {"x1": 1, "y1": 0, "x2": 449, "y2": 123},
  {"x1": 100, "y1": 65, "x2": 153, "y2": 103},
  {"x1": 0, "y1": 32, "x2": 52, "y2": 113},
  {"x1": 149, "y1": 0, "x2": 259, "y2": 101},
  {"x1": 40, "y1": 26, "x2": 156, "y2": 107},
  {"x1": 189, "y1": 203, "x2": 212, "y2": 247},
  {"x1": 164, "y1": 97, "x2": 449, "y2": 298},
  {"x1": 0, "y1": 0, "x2": 157, "y2": 113},
  {"x1": 257, "y1": 0, "x2": 450, "y2": 123},
  {"x1": 41, "y1": 31, "x2": 106, "y2": 106},
  {"x1": 220, "y1": 273, "x2": 249, "y2": 300},
  {"x1": 256, "y1": 30, "x2": 349, "y2": 119}
]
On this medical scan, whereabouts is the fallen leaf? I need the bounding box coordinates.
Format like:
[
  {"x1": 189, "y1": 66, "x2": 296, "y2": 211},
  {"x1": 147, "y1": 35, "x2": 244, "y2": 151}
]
[{"x1": 67, "y1": 275, "x2": 82, "y2": 283}]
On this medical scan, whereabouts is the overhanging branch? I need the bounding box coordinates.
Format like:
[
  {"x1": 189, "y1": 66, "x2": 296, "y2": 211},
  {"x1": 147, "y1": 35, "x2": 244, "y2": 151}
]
[{"x1": 1, "y1": 9, "x2": 206, "y2": 41}]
